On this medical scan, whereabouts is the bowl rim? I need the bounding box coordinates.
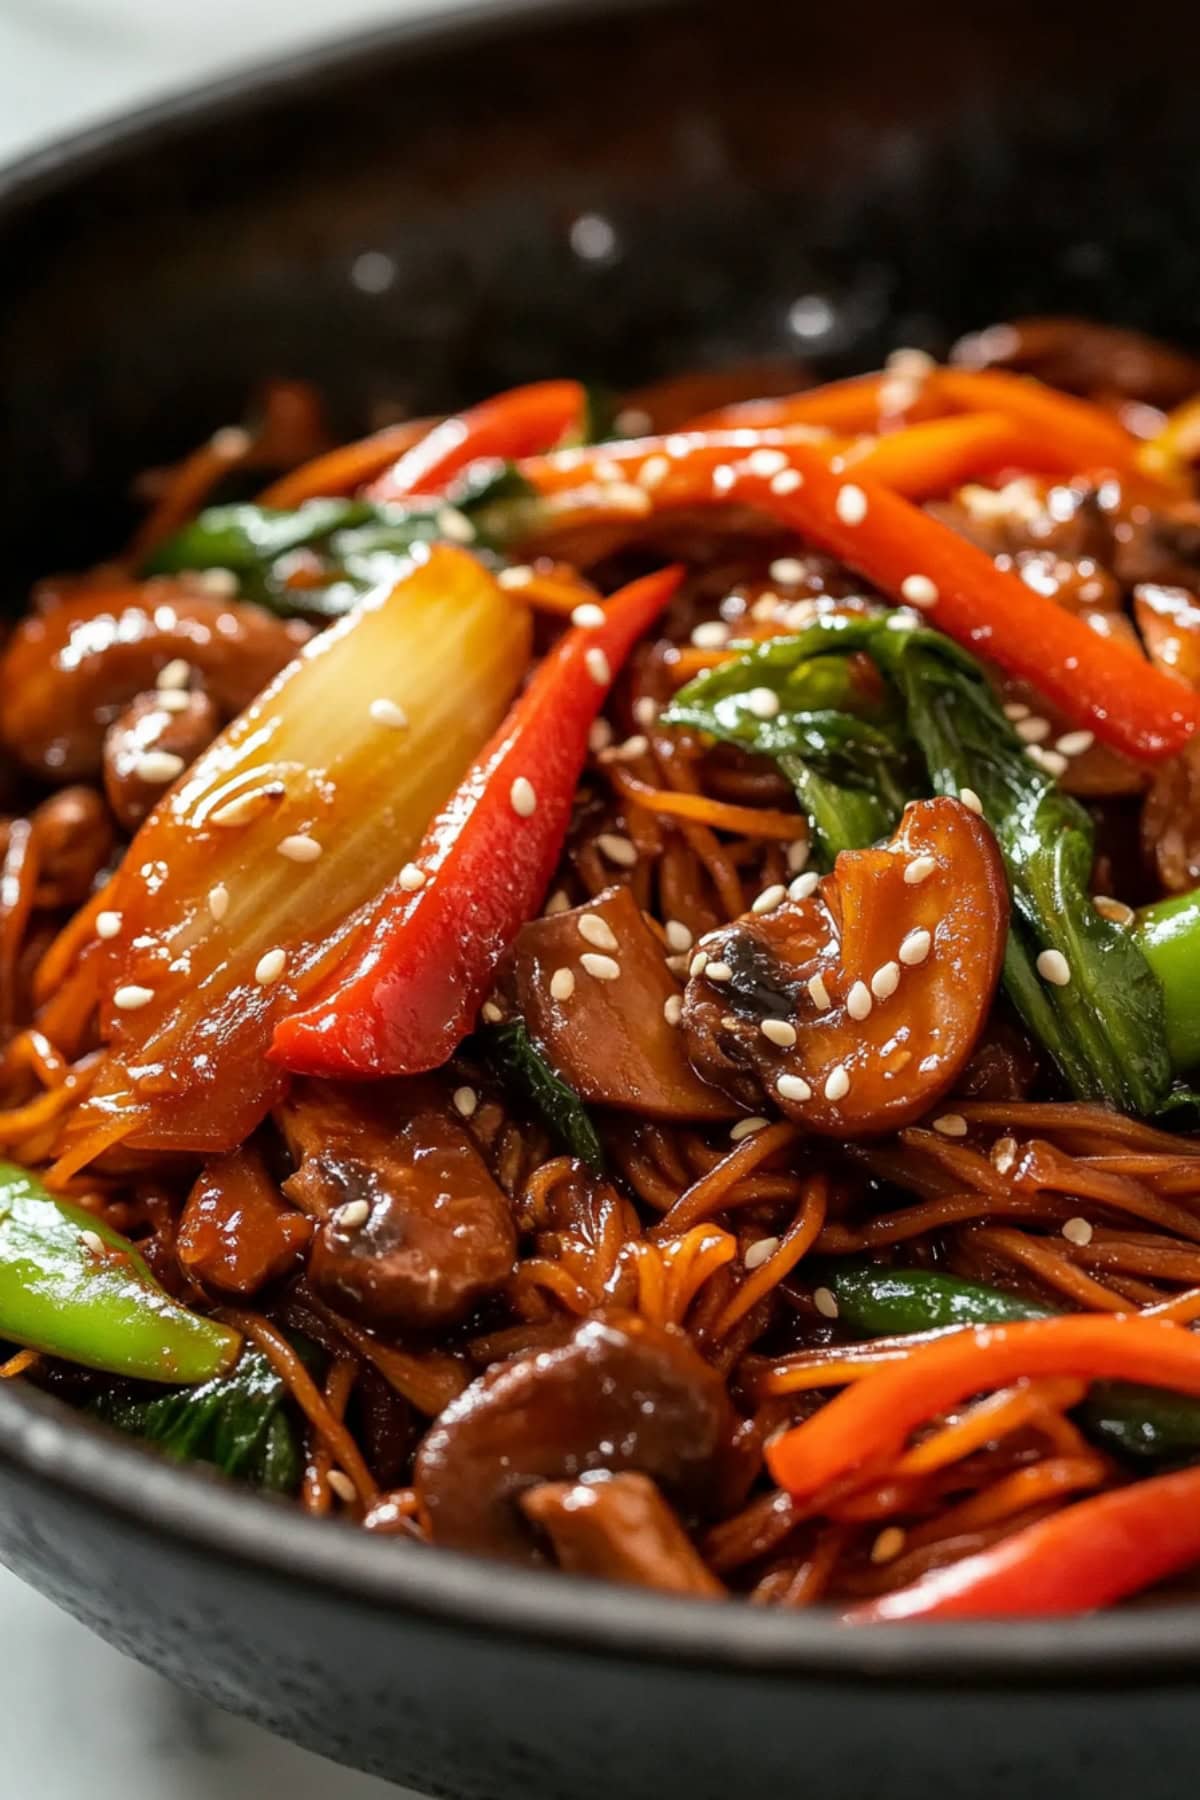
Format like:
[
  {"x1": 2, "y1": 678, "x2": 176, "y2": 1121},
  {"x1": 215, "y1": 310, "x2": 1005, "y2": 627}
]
[{"x1": 4, "y1": 0, "x2": 1200, "y2": 1688}]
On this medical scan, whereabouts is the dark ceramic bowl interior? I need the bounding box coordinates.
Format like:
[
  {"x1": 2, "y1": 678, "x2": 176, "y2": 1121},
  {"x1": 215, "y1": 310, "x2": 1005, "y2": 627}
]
[{"x1": 3, "y1": 2, "x2": 1200, "y2": 1795}]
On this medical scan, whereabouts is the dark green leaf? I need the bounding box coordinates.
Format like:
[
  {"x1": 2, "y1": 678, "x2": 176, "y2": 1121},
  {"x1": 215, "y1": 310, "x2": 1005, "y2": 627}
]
[
  {"x1": 477, "y1": 1018, "x2": 605, "y2": 1173},
  {"x1": 90, "y1": 1346, "x2": 302, "y2": 1494}
]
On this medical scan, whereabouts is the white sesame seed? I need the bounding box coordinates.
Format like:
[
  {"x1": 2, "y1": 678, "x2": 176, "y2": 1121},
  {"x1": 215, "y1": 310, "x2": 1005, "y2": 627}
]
[
  {"x1": 550, "y1": 966, "x2": 576, "y2": 1002},
  {"x1": 904, "y1": 855, "x2": 936, "y2": 886},
  {"x1": 571, "y1": 601, "x2": 606, "y2": 628},
  {"x1": 1027, "y1": 744, "x2": 1069, "y2": 777},
  {"x1": 278, "y1": 834, "x2": 322, "y2": 864},
  {"x1": 114, "y1": 984, "x2": 154, "y2": 1012},
  {"x1": 254, "y1": 947, "x2": 287, "y2": 986},
  {"x1": 690, "y1": 620, "x2": 729, "y2": 649},
  {"x1": 730, "y1": 1116, "x2": 769, "y2": 1141},
  {"x1": 761, "y1": 1017, "x2": 798, "y2": 1048},
  {"x1": 435, "y1": 505, "x2": 475, "y2": 543},
  {"x1": 689, "y1": 951, "x2": 709, "y2": 978},
  {"x1": 498, "y1": 564, "x2": 534, "y2": 589},
  {"x1": 824, "y1": 1064, "x2": 851, "y2": 1102},
  {"x1": 789, "y1": 871, "x2": 819, "y2": 901},
  {"x1": 398, "y1": 863, "x2": 425, "y2": 892},
  {"x1": 336, "y1": 1199, "x2": 370, "y2": 1229},
  {"x1": 156, "y1": 658, "x2": 192, "y2": 691},
  {"x1": 807, "y1": 973, "x2": 832, "y2": 1011},
  {"x1": 846, "y1": 980, "x2": 873, "y2": 1021},
  {"x1": 1037, "y1": 948, "x2": 1071, "y2": 987},
  {"x1": 813, "y1": 1285, "x2": 840, "y2": 1319},
  {"x1": 481, "y1": 1001, "x2": 504, "y2": 1024},
  {"x1": 637, "y1": 454, "x2": 670, "y2": 490},
  {"x1": 1056, "y1": 729, "x2": 1095, "y2": 757},
  {"x1": 1093, "y1": 895, "x2": 1135, "y2": 927},
  {"x1": 744, "y1": 1236, "x2": 781, "y2": 1270},
  {"x1": 605, "y1": 733, "x2": 649, "y2": 762},
  {"x1": 546, "y1": 890, "x2": 571, "y2": 915},
  {"x1": 327, "y1": 1470, "x2": 358, "y2": 1505},
  {"x1": 959, "y1": 788, "x2": 983, "y2": 816},
  {"x1": 1062, "y1": 1216, "x2": 1094, "y2": 1247},
  {"x1": 134, "y1": 750, "x2": 185, "y2": 784},
  {"x1": 585, "y1": 646, "x2": 612, "y2": 685},
  {"x1": 79, "y1": 1228, "x2": 106, "y2": 1257},
  {"x1": 211, "y1": 425, "x2": 252, "y2": 458},
  {"x1": 900, "y1": 574, "x2": 939, "y2": 609},
  {"x1": 770, "y1": 469, "x2": 803, "y2": 495},
  {"x1": 769, "y1": 558, "x2": 807, "y2": 586},
  {"x1": 711, "y1": 464, "x2": 738, "y2": 494},
  {"x1": 870, "y1": 960, "x2": 901, "y2": 1000},
  {"x1": 588, "y1": 717, "x2": 613, "y2": 753},
  {"x1": 871, "y1": 1526, "x2": 907, "y2": 1565},
  {"x1": 663, "y1": 919, "x2": 693, "y2": 953},
  {"x1": 581, "y1": 952, "x2": 621, "y2": 982},
  {"x1": 1016, "y1": 716, "x2": 1051, "y2": 744},
  {"x1": 579, "y1": 913, "x2": 618, "y2": 952},
  {"x1": 787, "y1": 838, "x2": 811, "y2": 874},
  {"x1": 510, "y1": 776, "x2": 537, "y2": 817},
  {"x1": 933, "y1": 1113, "x2": 968, "y2": 1138},
  {"x1": 752, "y1": 884, "x2": 788, "y2": 916},
  {"x1": 95, "y1": 910, "x2": 122, "y2": 940},
  {"x1": 663, "y1": 993, "x2": 684, "y2": 1026},
  {"x1": 208, "y1": 883, "x2": 229, "y2": 922},
  {"x1": 156, "y1": 689, "x2": 190, "y2": 714},
  {"x1": 991, "y1": 1136, "x2": 1018, "y2": 1174},
  {"x1": 706, "y1": 961, "x2": 733, "y2": 983},
  {"x1": 1003, "y1": 701, "x2": 1031, "y2": 722},
  {"x1": 778, "y1": 1071, "x2": 813, "y2": 1101},
  {"x1": 452, "y1": 1085, "x2": 478, "y2": 1118},
  {"x1": 899, "y1": 928, "x2": 932, "y2": 966},
  {"x1": 633, "y1": 696, "x2": 659, "y2": 729},
  {"x1": 746, "y1": 448, "x2": 789, "y2": 477},
  {"x1": 368, "y1": 697, "x2": 408, "y2": 730},
  {"x1": 596, "y1": 832, "x2": 638, "y2": 868},
  {"x1": 745, "y1": 686, "x2": 781, "y2": 720},
  {"x1": 593, "y1": 457, "x2": 624, "y2": 484},
  {"x1": 835, "y1": 484, "x2": 868, "y2": 526}
]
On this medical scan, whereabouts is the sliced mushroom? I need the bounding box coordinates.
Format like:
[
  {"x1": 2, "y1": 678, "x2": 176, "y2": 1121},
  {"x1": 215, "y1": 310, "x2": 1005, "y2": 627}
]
[
  {"x1": 279, "y1": 1081, "x2": 517, "y2": 1334},
  {"x1": 521, "y1": 1472, "x2": 725, "y2": 1595},
  {"x1": 176, "y1": 1143, "x2": 312, "y2": 1296},
  {"x1": 29, "y1": 786, "x2": 115, "y2": 908},
  {"x1": 510, "y1": 884, "x2": 736, "y2": 1121},
  {"x1": 415, "y1": 1309, "x2": 735, "y2": 1562},
  {"x1": 682, "y1": 797, "x2": 1008, "y2": 1135},
  {"x1": 0, "y1": 582, "x2": 309, "y2": 779},
  {"x1": 103, "y1": 689, "x2": 220, "y2": 832}
]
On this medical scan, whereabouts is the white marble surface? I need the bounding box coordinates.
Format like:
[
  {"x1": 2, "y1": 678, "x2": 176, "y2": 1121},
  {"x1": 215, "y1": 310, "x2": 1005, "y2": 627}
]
[{"x1": 0, "y1": 4, "x2": 471, "y2": 1792}]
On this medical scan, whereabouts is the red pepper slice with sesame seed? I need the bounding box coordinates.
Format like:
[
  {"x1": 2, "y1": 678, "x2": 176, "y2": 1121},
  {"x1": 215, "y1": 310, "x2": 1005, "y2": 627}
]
[
  {"x1": 517, "y1": 438, "x2": 1200, "y2": 761},
  {"x1": 843, "y1": 1462, "x2": 1200, "y2": 1621},
  {"x1": 271, "y1": 565, "x2": 685, "y2": 1079},
  {"x1": 364, "y1": 380, "x2": 587, "y2": 505}
]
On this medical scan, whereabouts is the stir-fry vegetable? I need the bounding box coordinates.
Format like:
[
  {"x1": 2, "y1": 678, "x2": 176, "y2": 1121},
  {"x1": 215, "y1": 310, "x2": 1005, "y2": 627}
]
[
  {"x1": 766, "y1": 1314, "x2": 1200, "y2": 1499},
  {"x1": 847, "y1": 1464, "x2": 1200, "y2": 1621},
  {"x1": 272, "y1": 566, "x2": 683, "y2": 1079},
  {"x1": 366, "y1": 379, "x2": 587, "y2": 503},
  {"x1": 91, "y1": 1346, "x2": 300, "y2": 1491},
  {"x1": 51, "y1": 546, "x2": 531, "y2": 1167},
  {"x1": 828, "y1": 1263, "x2": 1200, "y2": 1460},
  {"x1": 1137, "y1": 890, "x2": 1200, "y2": 1075},
  {"x1": 476, "y1": 1018, "x2": 606, "y2": 1173},
  {"x1": 666, "y1": 615, "x2": 1179, "y2": 1114},
  {"x1": 0, "y1": 1161, "x2": 240, "y2": 1382}
]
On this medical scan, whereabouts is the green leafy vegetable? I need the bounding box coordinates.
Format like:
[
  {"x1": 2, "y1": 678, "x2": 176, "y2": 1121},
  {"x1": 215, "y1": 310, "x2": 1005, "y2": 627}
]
[
  {"x1": 91, "y1": 1347, "x2": 302, "y2": 1493},
  {"x1": 664, "y1": 613, "x2": 1175, "y2": 1112},
  {"x1": 1137, "y1": 890, "x2": 1200, "y2": 1074},
  {"x1": 827, "y1": 1261, "x2": 1200, "y2": 1462},
  {"x1": 478, "y1": 1018, "x2": 605, "y2": 1173},
  {"x1": 0, "y1": 1161, "x2": 240, "y2": 1384}
]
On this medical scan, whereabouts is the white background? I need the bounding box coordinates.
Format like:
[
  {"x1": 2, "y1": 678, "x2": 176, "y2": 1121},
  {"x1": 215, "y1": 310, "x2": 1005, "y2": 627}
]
[{"x1": 0, "y1": 4, "x2": 462, "y2": 1794}]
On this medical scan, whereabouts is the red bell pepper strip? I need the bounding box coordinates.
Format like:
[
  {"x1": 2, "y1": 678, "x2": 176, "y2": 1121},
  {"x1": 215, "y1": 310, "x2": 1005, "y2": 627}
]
[
  {"x1": 766, "y1": 1315, "x2": 1200, "y2": 1500},
  {"x1": 365, "y1": 379, "x2": 586, "y2": 504},
  {"x1": 271, "y1": 564, "x2": 685, "y2": 1078},
  {"x1": 518, "y1": 438, "x2": 1200, "y2": 761},
  {"x1": 845, "y1": 1464, "x2": 1200, "y2": 1621}
]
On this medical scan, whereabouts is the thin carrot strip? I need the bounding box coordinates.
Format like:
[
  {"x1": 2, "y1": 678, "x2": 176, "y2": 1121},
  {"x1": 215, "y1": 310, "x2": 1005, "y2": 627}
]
[
  {"x1": 965, "y1": 1226, "x2": 1129, "y2": 1313},
  {"x1": 609, "y1": 768, "x2": 807, "y2": 840},
  {"x1": 835, "y1": 411, "x2": 1078, "y2": 496},
  {"x1": 683, "y1": 372, "x2": 944, "y2": 434},
  {"x1": 931, "y1": 367, "x2": 1148, "y2": 480},
  {"x1": 904, "y1": 1455, "x2": 1107, "y2": 1549},
  {"x1": 895, "y1": 1377, "x2": 1087, "y2": 1477},
  {"x1": 258, "y1": 419, "x2": 433, "y2": 507},
  {"x1": 652, "y1": 1121, "x2": 800, "y2": 1238},
  {"x1": 713, "y1": 1175, "x2": 828, "y2": 1338}
]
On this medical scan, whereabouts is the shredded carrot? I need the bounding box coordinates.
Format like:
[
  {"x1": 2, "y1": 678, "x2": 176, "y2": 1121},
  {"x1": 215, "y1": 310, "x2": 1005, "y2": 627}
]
[
  {"x1": 964, "y1": 1225, "x2": 1129, "y2": 1313},
  {"x1": 713, "y1": 1175, "x2": 828, "y2": 1338},
  {"x1": 895, "y1": 1377, "x2": 1087, "y2": 1477},
  {"x1": 0, "y1": 1348, "x2": 39, "y2": 1379},
  {"x1": 931, "y1": 368, "x2": 1147, "y2": 481},
  {"x1": 258, "y1": 419, "x2": 433, "y2": 508},
  {"x1": 835, "y1": 411, "x2": 1079, "y2": 497},
  {"x1": 904, "y1": 1455, "x2": 1108, "y2": 1549},
  {"x1": 682, "y1": 372, "x2": 945, "y2": 434},
  {"x1": 609, "y1": 767, "x2": 807, "y2": 841},
  {"x1": 653, "y1": 1121, "x2": 800, "y2": 1238},
  {"x1": 301, "y1": 1355, "x2": 358, "y2": 1515}
]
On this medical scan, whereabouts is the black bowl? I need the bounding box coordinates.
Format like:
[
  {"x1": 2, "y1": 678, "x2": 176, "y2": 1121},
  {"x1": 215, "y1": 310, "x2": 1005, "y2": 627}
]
[{"x1": 3, "y1": 2, "x2": 1200, "y2": 1794}]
